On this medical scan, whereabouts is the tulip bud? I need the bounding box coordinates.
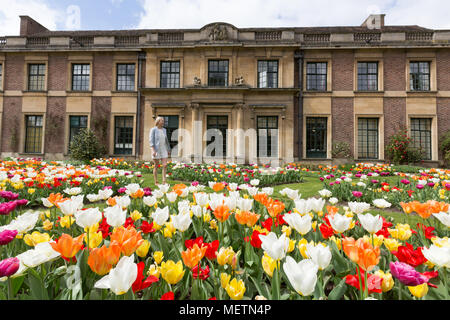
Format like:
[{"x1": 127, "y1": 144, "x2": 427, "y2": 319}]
[
  {"x1": 408, "y1": 283, "x2": 428, "y2": 298},
  {"x1": 136, "y1": 240, "x2": 151, "y2": 257},
  {"x1": 0, "y1": 257, "x2": 20, "y2": 277}
]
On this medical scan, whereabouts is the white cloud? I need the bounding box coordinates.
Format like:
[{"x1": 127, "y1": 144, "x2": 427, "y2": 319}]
[
  {"x1": 136, "y1": 0, "x2": 450, "y2": 30},
  {"x1": 0, "y1": 0, "x2": 63, "y2": 36}
]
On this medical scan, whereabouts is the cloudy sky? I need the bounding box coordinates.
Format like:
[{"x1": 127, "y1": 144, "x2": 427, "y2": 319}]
[{"x1": 0, "y1": 0, "x2": 449, "y2": 36}]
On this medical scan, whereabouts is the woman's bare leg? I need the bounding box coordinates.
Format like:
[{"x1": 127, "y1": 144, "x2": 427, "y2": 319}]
[
  {"x1": 161, "y1": 158, "x2": 168, "y2": 184},
  {"x1": 153, "y1": 159, "x2": 160, "y2": 185}
]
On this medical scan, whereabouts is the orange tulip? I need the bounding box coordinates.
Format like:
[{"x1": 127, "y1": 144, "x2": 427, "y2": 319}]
[
  {"x1": 172, "y1": 184, "x2": 188, "y2": 196},
  {"x1": 50, "y1": 233, "x2": 84, "y2": 259},
  {"x1": 110, "y1": 226, "x2": 144, "y2": 256},
  {"x1": 106, "y1": 197, "x2": 117, "y2": 206},
  {"x1": 400, "y1": 202, "x2": 414, "y2": 214},
  {"x1": 212, "y1": 183, "x2": 225, "y2": 192},
  {"x1": 266, "y1": 200, "x2": 285, "y2": 218},
  {"x1": 213, "y1": 204, "x2": 231, "y2": 222},
  {"x1": 342, "y1": 237, "x2": 380, "y2": 271},
  {"x1": 130, "y1": 189, "x2": 145, "y2": 199},
  {"x1": 326, "y1": 205, "x2": 339, "y2": 215},
  {"x1": 181, "y1": 243, "x2": 207, "y2": 269},
  {"x1": 235, "y1": 210, "x2": 260, "y2": 227},
  {"x1": 87, "y1": 242, "x2": 121, "y2": 275},
  {"x1": 47, "y1": 193, "x2": 66, "y2": 208},
  {"x1": 254, "y1": 193, "x2": 269, "y2": 206}
]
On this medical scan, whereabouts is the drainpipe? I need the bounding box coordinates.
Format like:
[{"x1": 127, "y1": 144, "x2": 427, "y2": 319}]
[
  {"x1": 136, "y1": 51, "x2": 146, "y2": 159},
  {"x1": 294, "y1": 50, "x2": 304, "y2": 160}
]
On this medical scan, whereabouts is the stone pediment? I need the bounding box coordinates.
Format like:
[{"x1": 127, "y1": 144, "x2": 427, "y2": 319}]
[{"x1": 200, "y1": 22, "x2": 238, "y2": 42}]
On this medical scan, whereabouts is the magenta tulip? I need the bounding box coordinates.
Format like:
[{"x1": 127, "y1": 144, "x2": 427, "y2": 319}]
[
  {"x1": 0, "y1": 257, "x2": 20, "y2": 277},
  {"x1": 0, "y1": 230, "x2": 18, "y2": 245},
  {"x1": 389, "y1": 261, "x2": 428, "y2": 286},
  {"x1": 352, "y1": 191, "x2": 363, "y2": 198}
]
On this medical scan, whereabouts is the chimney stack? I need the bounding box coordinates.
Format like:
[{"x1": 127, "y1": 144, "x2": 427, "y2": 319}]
[
  {"x1": 361, "y1": 14, "x2": 385, "y2": 30},
  {"x1": 19, "y1": 16, "x2": 49, "y2": 36}
]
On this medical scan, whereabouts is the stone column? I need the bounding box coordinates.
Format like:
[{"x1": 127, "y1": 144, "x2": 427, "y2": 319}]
[
  {"x1": 235, "y1": 103, "x2": 245, "y2": 164},
  {"x1": 190, "y1": 103, "x2": 202, "y2": 163}
]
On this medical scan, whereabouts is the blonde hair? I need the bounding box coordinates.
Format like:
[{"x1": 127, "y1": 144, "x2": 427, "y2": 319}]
[{"x1": 155, "y1": 116, "x2": 164, "y2": 126}]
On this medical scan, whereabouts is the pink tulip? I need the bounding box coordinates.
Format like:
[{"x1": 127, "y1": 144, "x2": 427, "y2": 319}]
[
  {"x1": 0, "y1": 230, "x2": 18, "y2": 245},
  {"x1": 0, "y1": 257, "x2": 20, "y2": 277},
  {"x1": 416, "y1": 184, "x2": 424, "y2": 190},
  {"x1": 389, "y1": 261, "x2": 427, "y2": 286},
  {"x1": 352, "y1": 191, "x2": 363, "y2": 198}
]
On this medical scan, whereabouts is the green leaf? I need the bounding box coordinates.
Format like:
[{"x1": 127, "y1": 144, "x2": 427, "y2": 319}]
[
  {"x1": 27, "y1": 268, "x2": 49, "y2": 300},
  {"x1": 11, "y1": 275, "x2": 25, "y2": 296},
  {"x1": 328, "y1": 278, "x2": 347, "y2": 300}
]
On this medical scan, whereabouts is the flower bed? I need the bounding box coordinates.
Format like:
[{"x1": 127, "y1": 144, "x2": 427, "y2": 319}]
[{"x1": 0, "y1": 174, "x2": 449, "y2": 300}]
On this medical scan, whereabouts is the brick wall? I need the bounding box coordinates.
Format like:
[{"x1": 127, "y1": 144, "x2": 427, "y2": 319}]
[
  {"x1": 48, "y1": 54, "x2": 67, "y2": 91},
  {"x1": 332, "y1": 98, "x2": 354, "y2": 157},
  {"x1": 1, "y1": 97, "x2": 22, "y2": 153},
  {"x1": 384, "y1": 49, "x2": 406, "y2": 91},
  {"x1": 4, "y1": 55, "x2": 24, "y2": 91},
  {"x1": 383, "y1": 97, "x2": 406, "y2": 151},
  {"x1": 44, "y1": 97, "x2": 66, "y2": 154},
  {"x1": 20, "y1": 16, "x2": 48, "y2": 37},
  {"x1": 437, "y1": 98, "x2": 450, "y2": 161},
  {"x1": 93, "y1": 53, "x2": 113, "y2": 91},
  {"x1": 332, "y1": 50, "x2": 354, "y2": 91},
  {"x1": 437, "y1": 49, "x2": 450, "y2": 91},
  {"x1": 91, "y1": 97, "x2": 111, "y2": 151}
]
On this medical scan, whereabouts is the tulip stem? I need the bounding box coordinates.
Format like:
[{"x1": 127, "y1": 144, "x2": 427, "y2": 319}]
[
  {"x1": 7, "y1": 277, "x2": 13, "y2": 300},
  {"x1": 357, "y1": 267, "x2": 363, "y2": 300},
  {"x1": 398, "y1": 282, "x2": 402, "y2": 300},
  {"x1": 442, "y1": 268, "x2": 449, "y2": 299},
  {"x1": 364, "y1": 269, "x2": 368, "y2": 299}
]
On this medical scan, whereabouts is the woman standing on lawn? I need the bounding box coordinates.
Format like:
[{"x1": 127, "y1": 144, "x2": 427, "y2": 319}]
[{"x1": 149, "y1": 116, "x2": 171, "y2": 185}]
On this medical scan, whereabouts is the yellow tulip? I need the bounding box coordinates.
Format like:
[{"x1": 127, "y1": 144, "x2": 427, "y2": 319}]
[
  {"x1": 374, "y1": 270, "x2": 394, "y2": 292},
  {"x1": 408, "y1": 283, "x2": 428, "y2": 298},
  {"x1": 431, "y1": 236, "x2": 450, "y2": 248},
  {"x1": 383, "y1": 238, "x2": 401, "y2": 252},
  {"x1": 154, "y1": 251, "x2": 164, "y2": 264},
  {"x1": 147, "y1": 264, "x2": 160, "y2": 278},
  {"x1": 217, "y1": 247, "x2": 235, "y2": 266},
  {"x1": 287, "y1": 239, "x2": 296, "y2": 253},
  {"x1": 203, "y1": 212, "x2": 211, "y2": 223},
  {"x1": 225, "y1": 278, "x2": 246, "y2": 300},
  {"x1": 60, "y1": 215, "x2": 75, "y2": 229},
  {"x1": 210, "y1": 219, "x2": 218, "y2": 231},
  {"x1": 220, "y1": 272, "x2": 231, "y2": 289},
  {"x1": 312, "y1": 221, "x2": 318, "y2": 231},
  {"x1": 297, "y1": 238, "x2": 311, "y2": 259},
  {"x1": 160, "y1": 260, "x2": 185, "y2": 285},
  {"x1": 24, "y1": 231, "x2": 51, "y2": 247},
  {"x1": 84, "y1": 231, "x2": 103, "y2": 249},
  {"x1": 42, "y1": 219, "x2": 54, "y2": 231},
  {"x1": 282, "y1": 226, "x2": 292, "y2": 237},
  {"x1": 131, "y1": 210, "x2": 142, "y2": 221},
  {"x1": 28, "y1": 188, "x2": 36, "y2": 194},
  {"x1": 388, "y1": 224, "x2": 412, "y2": 241},
  {"x1": 330, "y1": 236, "x2": 341, "y2": 250},
  {"x1": 261, "y1": 253, "x2": 277, "y2": 277},
  {"x1": 136, "y1": 239, "x2": 151, "y2": 257}
]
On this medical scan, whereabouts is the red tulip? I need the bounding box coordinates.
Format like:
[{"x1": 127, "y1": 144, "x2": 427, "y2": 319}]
[
  {"x1": 392, "y1": 243, "x2": 426, "y2": 268},
  {"x1": 132, "y1": 262, "x2": 159, "y2": 293},
  {"x1": 160, "y1": 291, "x2": 175, "y2": 300}
]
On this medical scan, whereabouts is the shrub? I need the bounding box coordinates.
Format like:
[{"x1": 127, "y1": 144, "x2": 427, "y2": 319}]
[
  {"x1": 440, "y1": 130, "x2": 450, "y2": 167},
  {"x1": 69, "y1": 128, "x2": 107, "y2": 164},
  {"x1": 332, "y1": 142, "x2": 352, "y2": 159},
  {"x1": 385, "y1": 128, "x2": 423, "y2": 165}
]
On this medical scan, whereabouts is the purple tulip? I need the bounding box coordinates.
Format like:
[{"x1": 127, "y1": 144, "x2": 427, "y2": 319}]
[
  {"x1": 330, "y1": 174, "x2": 335, "y2": 178},
  {"x1": 445, "y1": 183, "x2": 450, "y2": 190},
  {"x1": 371, "y1": 180, "x2": 379, "y2": 184},
  {"x1": 0, "y1": 230, "x2": 18, "y2": 245},
  {"x1": 117, "y1": 187, "x2": 127, "y2": 194},
  {"x1": 352, "y1": 191, "x2": 363, "y2": 198},
  {"x1": 427, "y1": 182, "x2": 435, "y2": 187},
  {"x1": 143, "y1": 187, "x2": 152, "y2": 196},
  {"x1": 0, "y1": 202, "x2": 17, "y2": 216},
  {"x1": 14, "y1": 199, "x2": 28, "y2": 206},
  {"x1": 389, "y1": 261, "x2": 428, "y2": 286},
  {"x1": 103, "y1": 186, "x2": 113, "y2": 190},
  {"x1": 355, "y1": 173, "x2": 362, "y2": 178},
  {"x1": 416, "y1": 184, "x2": 424, "y2": 190},
  {"x1": 0, "y1": 257, "x2": 20, "y2": 277},
  {"x1": 335, "y1": 181, "x2": 341, "y2": 184},
  {"x1": 319, "y1": 177, "x2": 324, "y2": 182},
  {"x1": 367, "y1": 172, "x2": 373, "y2": 177},
  {"x1": 329, "y1": 182, "x2": 334, "y2": 186},
  {"x1": 401, "y1": 179, "x2": 410, "y2": 185},
  {"x1": 0, "y1": 191, "x2": 19, "y2": 201}
]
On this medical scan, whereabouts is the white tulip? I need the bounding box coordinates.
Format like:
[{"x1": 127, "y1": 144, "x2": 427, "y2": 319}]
[
  {"x1": 348, "y1": 201, "x2": 371, "y2": 215},
  {"x1": 357, "y1": 213, "x2": 383, "y2": 234},
  {"x1": 224, "y1": 197, "x2": 237, "y2": 211},
  {"x1": 328, "y1": 213, "x2": 352, "y2": 233},
  {"x1": 0, "y1": 210, "x2": 40, "y2": 234},
  {"x1": 94, "y1": 255, "x2": 138, "y2": 295},
  {"x1": 194, "y1": 192, "x2": 209, "y2": 207},
  {"x1": 433, "y1": 211, "x2": 450, "y2": 228},
  {"x1": 318, "y1": 189, "x2": 332, "y2": 198},
  {"x1": 250, "y1": 179, "x2": 260, "y2": 186},
  {"x1": 41, "y1": 197, "x2": 54, "y2": 208},
  {"x1": 261, "y1": 187, "x2": 273, "y2": 196},
  {"x1": 104, "y1": 205, "x2": 127, "y2": 228},
  {"x1": 305, "y1": 243, "x2": 332, "y2": 270},
  {"x1": 329, "y1": 197, "x2": 339, "y2": 205},
  {"x1": 259, "y1": 232, "x2": 289, "y2": 261},
  {"x1": 115, "y1": 195, "x2": 131, "y2": 208},
  {"x1": 293, "y1": 199, "x2": 312, "y2": 215},
  {"x1": 191, "y1": 205, "x2": 203, "y2": 217},
  {"x1": 172, "y1": 213, "x2": 192, "y2": 232},
  {"x1": 87, "y1": 194, "x2": 100, "y2": 202},
  {"x1": 98, "y1": 188, "x2": 114, "y2": 200},
  {"x1": 247, "y1": 187, "x2": 259, "y2": 197},
  {"x1": 228, "y1": 183, "x2": 238, "y2": 191},
  {"x1": 309, "y1": 198, "x2": 325, "y2": 213},
  {"x1": 152, "y1": 189, "x2": 164, "y2": 199},
  {"x1": 13, "y1": 242, "x2": 61, "y2": 277},
  {"x1": 166, "y1": 192, "x2": 178, "y2": 203},
  {"x1": 237, "y1": 198, "x2": 253, "y2": 212},
  {"x1": 422, "y1": 245, "x2": 450, "y2": 268},
  {"x1": 280, "y1": 188, "x2": 301, "y2": 201},
  {"x1": 373, "y1": 199, "x2": 392, "y2": 209},
  {"x1": 59, "y1": 195, "x2": 84, "y2": 216},
  {"x1": 283, "y1": 256, "x2": 318, "y2": 296},
  {"x1": 151, "y1": 206, "x2": 169, "y2": 226},
  {"x1": 125, "y1": 183, "x2": 141, "y2": 195},
  {"x1": 75, "y1": 207, "x2": 102, "y2": 229},
  {"x1": 283, "y1": 213, "x2": 312, "y2": 235},
  {"x1": 63, "y1": 187, "x2": 82, "y2": 196},
  {"x1": 143, "y1": 196, "x2": 157, "y2": 207},
  {"x1": 158, "y1": 184, "x2": 170, "y2": 193}
]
